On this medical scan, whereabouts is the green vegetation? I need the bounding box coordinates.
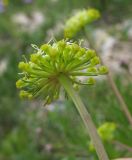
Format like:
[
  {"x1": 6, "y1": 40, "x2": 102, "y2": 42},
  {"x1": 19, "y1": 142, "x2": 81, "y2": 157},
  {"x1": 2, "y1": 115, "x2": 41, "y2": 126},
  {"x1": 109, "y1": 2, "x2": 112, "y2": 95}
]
[{"x1": 0, "y1": 0, "x2": 132, "y2": 159}]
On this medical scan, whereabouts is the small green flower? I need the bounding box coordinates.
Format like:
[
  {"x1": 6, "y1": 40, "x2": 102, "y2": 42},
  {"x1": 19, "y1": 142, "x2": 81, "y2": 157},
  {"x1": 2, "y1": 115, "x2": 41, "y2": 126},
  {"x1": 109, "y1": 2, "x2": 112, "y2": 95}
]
[
  {"x1": 98, "y1": 122, "x2": 116, "y2": 141},
  {"x1": 16, "y1": 39, "x2": 108, "y2": 104},
  {"x1": 64, "y1": 8, "x2": 100, "y2": 38},
  {"x1": 89, "y1": 122, "x2": 116, "y2": 151}
]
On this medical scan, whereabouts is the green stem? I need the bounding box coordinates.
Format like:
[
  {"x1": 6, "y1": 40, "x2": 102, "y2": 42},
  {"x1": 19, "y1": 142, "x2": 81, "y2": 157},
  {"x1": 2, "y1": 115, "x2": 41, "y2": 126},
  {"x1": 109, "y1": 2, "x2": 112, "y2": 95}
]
[
  {"x1": 59, "y1": 74, "x2": 109, "y2": 160},
  {"x1": 83, "y1": 27, "x2": 132, "y2": 127}
]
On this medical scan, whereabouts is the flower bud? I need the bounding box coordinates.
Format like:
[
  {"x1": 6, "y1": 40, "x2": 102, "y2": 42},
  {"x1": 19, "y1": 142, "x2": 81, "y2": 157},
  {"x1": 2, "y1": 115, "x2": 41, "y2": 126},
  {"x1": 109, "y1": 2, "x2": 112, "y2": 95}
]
[
  {"x1": 98, "y1": 66, "x2": 108, "y2": 74},
  {"x1": 63, "y1": 45, "x2": 71, "y2": 57},
  {"x1": 89, "y1": 122, "x2": 116, "y2": 151},
  {"x1": 20, "y1": 90, "x2": 29, "y2": 98},
  {"x1": 86, "y1": 49, "x2": 96, "y2": 59},
  {"x1": 98, "y1": 122, "x2": 116, "y2": 141},
  {"x1": 16, "y1": 80, "x2": 24, "y2": 89},
  {"x1": 87, "y1": 9, "x2": 100, "y2": 21},
  {"x1": 87, "y1": 77, "x2": 95, "y2": 85},
  {"x1": 49, "y1": 48, "x2": 57, "y2": 57},
  {"x1": 71, "y1": 43, "x2": 80, "y2": 53},
  {"x1": 90, "y1": 56, "x2": 100, "y2": 66},
  {"x1": 57, "y1": 40, "x2": 66, "y2": 49},
  {"x1": 73, "y1": 84, "x2": 79, "y2": 90},
  {"x1": 18, "y1": 62, "x2": 30, "y2": 72},
  {"x1": 40, "y1": 44, "x2": 50, "y2": 52},
  {"x1": 30, "y1": 54, "x2": 41, "y2": 64},
  {"x1": 87, "y1": 67, "x2": 98, "y2": 73}
]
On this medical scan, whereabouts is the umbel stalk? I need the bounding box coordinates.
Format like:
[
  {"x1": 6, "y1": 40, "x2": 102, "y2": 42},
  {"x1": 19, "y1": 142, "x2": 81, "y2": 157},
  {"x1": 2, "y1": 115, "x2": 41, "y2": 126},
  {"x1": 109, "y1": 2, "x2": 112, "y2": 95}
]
[{"x1": 59, "y1": 74, "x2": 109, "y2": 160}]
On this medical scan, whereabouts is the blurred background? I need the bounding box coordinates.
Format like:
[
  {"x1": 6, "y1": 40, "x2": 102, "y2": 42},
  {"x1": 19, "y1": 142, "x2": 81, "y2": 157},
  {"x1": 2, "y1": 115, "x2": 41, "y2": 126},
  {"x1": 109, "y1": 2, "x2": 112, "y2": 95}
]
[{"x1": 0, "y1": 0, "x2": 132, "y2": 160}]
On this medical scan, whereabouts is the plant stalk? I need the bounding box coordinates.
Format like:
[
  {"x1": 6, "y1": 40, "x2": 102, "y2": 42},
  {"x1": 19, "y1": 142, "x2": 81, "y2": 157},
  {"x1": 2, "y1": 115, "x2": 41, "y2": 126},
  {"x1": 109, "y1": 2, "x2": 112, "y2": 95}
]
[
  {"x1": 59, "y1": 74, "x2": 109, "y2": 160},
  {"x1": 83, "y1": 27, "x2": 132, "y2": 127}
]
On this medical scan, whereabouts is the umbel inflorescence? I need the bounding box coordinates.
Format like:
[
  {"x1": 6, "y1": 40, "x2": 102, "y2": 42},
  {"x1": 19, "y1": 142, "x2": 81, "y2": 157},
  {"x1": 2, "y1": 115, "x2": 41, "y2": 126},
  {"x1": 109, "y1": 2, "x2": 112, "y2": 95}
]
[
  {"x1": 16, "y1": 39, "x2": 108, "y2": 104},
  {"x1": 64, "y1": 8, "x2": 100, "y2": 38}
]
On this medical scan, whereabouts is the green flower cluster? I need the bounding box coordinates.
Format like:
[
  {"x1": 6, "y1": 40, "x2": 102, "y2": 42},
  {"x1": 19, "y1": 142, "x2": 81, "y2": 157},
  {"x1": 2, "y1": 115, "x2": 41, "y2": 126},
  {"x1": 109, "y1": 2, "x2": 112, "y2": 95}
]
[
  {"x1": 98, "y1": 122, "x2": 116, "y2": 141},
  {"x1": 64, "y1": 8, "x2": 100, "y2": 38},
  {"x1": 89, "y1": 122, "x2": 116, "y2": 150},
  {"x1": 16, "y1": 40, "x2": 108, "y2": 104}
]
